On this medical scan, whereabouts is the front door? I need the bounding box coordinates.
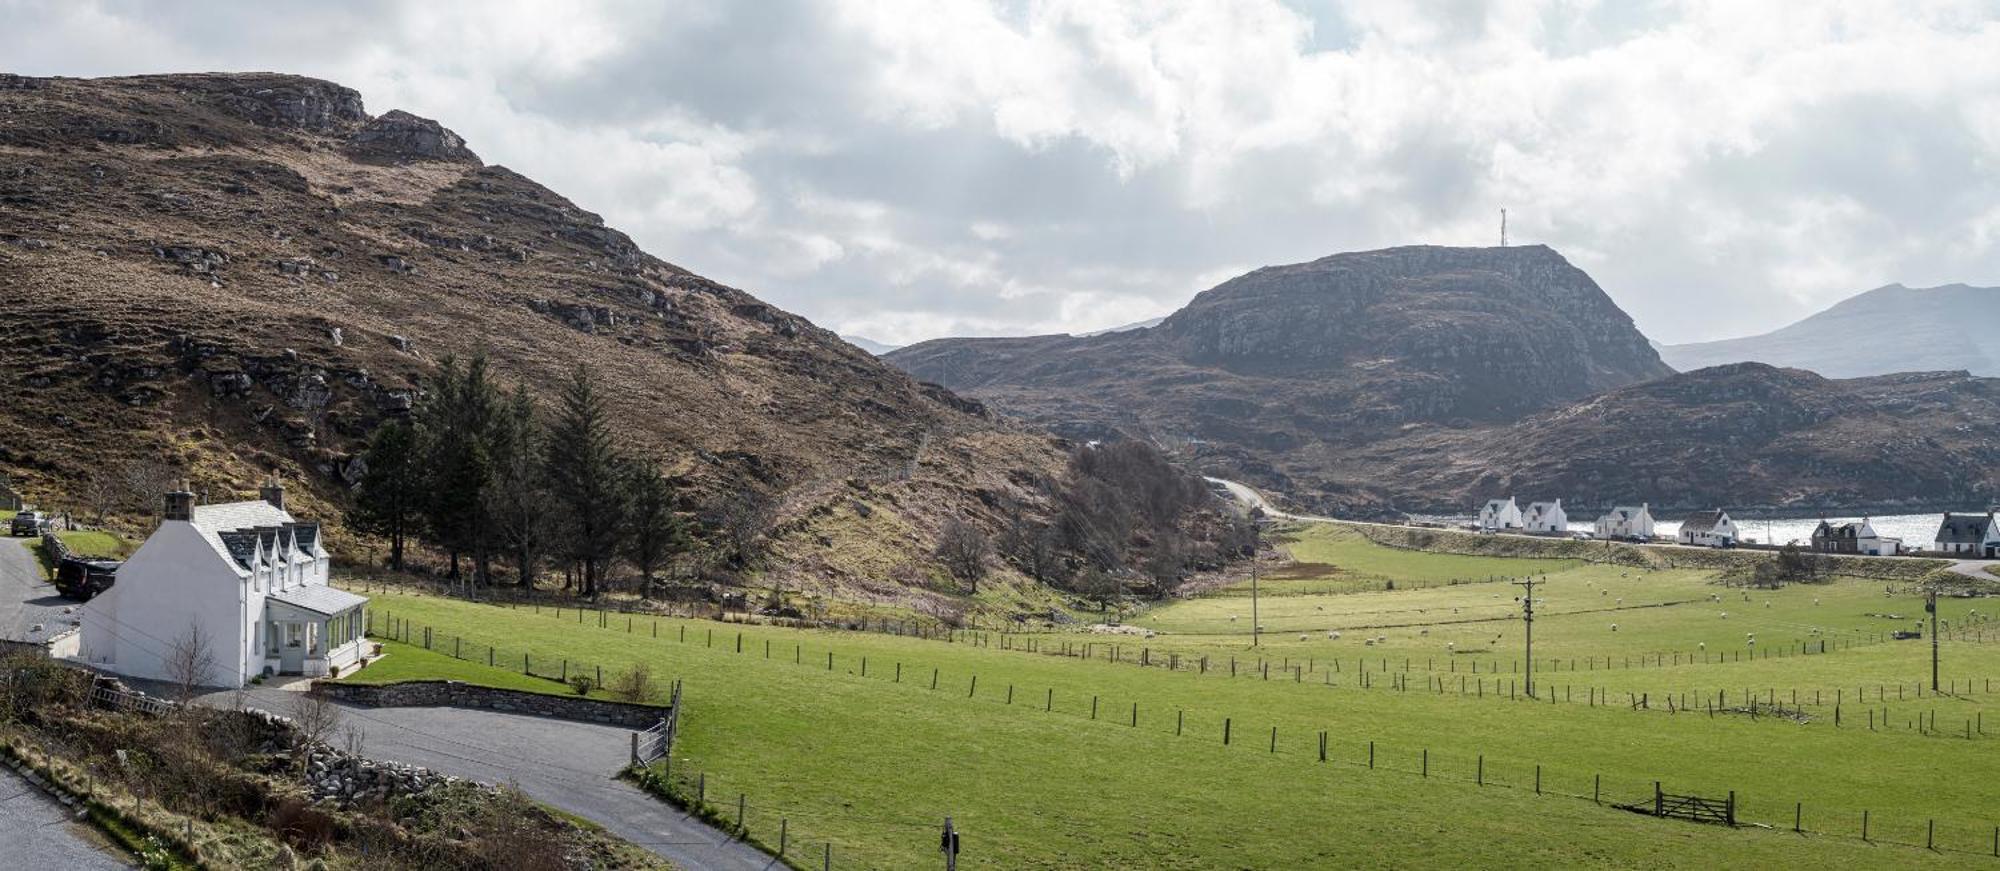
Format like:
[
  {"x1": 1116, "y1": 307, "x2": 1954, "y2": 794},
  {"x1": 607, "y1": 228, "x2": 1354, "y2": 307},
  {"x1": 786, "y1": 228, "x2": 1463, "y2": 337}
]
[{"x1": 280, "y1": 621, "x2": 306, "y2": 674}]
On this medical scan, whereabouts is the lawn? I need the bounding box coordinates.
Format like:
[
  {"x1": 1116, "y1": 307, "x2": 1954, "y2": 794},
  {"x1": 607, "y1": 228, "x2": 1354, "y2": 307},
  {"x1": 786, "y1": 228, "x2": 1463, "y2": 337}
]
[
  {"x1": 20, "y1": 528, "x2": 136, "y2": 575},
  {"x1": 336, "y1": 638, "x2": 632, "y2": 701},
  {"x1": 352, "y1": 568, "x2": 2000, "y2": 868}
]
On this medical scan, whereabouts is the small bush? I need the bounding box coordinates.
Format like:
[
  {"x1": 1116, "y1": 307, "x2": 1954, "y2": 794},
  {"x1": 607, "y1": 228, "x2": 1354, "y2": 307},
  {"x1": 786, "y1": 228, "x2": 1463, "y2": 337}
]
[
  {"x1": 269, "y1": 797, "x2": 336, "y2": 849},
  {"x1": 609, "y1": 663, "x2": 654, "y2": 703},
  {"x1": 568, "y1": 675, "x2": 595, "y2": 696}
]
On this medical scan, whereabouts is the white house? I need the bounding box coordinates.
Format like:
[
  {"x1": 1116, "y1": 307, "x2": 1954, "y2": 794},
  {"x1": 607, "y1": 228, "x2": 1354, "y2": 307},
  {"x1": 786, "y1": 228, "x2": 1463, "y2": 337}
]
[
  {"x1": 1933, "y1": 513, "x2": 2000, "y2": 556},
  {"x1": 1522, "y1": 500, "x2": 1568, "y2": 534},
  {"x1": 1478, "y1": 497, "x2": 1524, "y2": 531},
  {"x1": 77, "y1": 481, "x2": 369, "y2": 687},
  {"x1": 1812, "y1": 518, "x2": 1902, "y2": 556},
  {"x1": 1593, "y1": 504, "x2": 1655, "y2": 540},
  {"x1": 1677, "y1": 509, "x2": 1740, "y2": 547}
]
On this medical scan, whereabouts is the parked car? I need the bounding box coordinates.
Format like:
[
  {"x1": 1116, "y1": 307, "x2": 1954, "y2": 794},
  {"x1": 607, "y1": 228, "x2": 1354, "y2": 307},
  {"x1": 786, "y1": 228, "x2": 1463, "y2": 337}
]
[
  {"x1": 9, "y1": 510, "x2": 48, "y2": 537},
  {"x1": 53, "y1": 557, "x2": 119, "y2": 600}
]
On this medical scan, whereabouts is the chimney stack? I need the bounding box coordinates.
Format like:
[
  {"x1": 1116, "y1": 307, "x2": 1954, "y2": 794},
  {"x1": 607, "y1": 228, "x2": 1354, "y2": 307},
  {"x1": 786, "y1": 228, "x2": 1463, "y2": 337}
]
[
  {"x1": 163, "y1": 485, "x2": 195, "y2": 522},
  {"x1": 260, "y1": 475, "x2": 286, "y2": 511}
]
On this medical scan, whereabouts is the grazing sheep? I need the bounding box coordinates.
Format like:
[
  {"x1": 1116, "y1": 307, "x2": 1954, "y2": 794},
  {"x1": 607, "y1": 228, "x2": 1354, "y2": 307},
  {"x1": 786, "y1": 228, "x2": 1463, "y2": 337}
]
[
  {"x1": 1616, "y1": 597, "x2": 1623, "y2": 605},
  {"x1": 1365, "y1": 639, "x2": 1376, "y2": 647},
  {"x1": 1813, "y1": 599, "x2": 1820, "y2": 606},
  {"x1": 1327, "y1": 631, "x2": 1340, "y2": 640},
  {"x1": 1698, "y1": 642, "x2": 1706, "y2": 650},
  {"x1": 1764, "y1": 601, "x2": 1772, "y2": 608},
  {"x1": 1611, "y1": 623, "x2": 1619, "y2": 631},
  {"x1": 1720, "y1": 612, "x2": 1728, "y2": 619},
  {"x1": 1299, "y1": 634, "x2": 1309, "y2": 642},
  {"x1": 1420, "y1": 629, "x2": 1430, "y2": 636},
  {"x1": 1230, "y1": 615, "x2": 1239, "y2": 622},
  {"x1": 1447, "y1": 641, "x2": 1456, "y2": 649}
]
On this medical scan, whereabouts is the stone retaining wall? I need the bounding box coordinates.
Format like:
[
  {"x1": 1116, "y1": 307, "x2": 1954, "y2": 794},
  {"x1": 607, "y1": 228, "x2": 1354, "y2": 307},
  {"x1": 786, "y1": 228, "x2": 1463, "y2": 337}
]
[{"x1": 317, "y1": 679, "x2": 668, "y2": 729}]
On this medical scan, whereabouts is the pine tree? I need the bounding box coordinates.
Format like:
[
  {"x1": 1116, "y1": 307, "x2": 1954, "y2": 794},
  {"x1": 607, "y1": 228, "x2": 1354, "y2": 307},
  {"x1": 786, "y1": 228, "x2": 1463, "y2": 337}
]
[
  {"x1": 487, "y1": 385, "x2": 546, "y2": 587},
  {"x1": 416, "y1": 355, "x2": 501, "y2": 585},
  {"x1": 622, "y1": 456, "x2": 688, "y2": 598},
  {"x1": 545, "y1": 365, "x2": 626, "y2": 597},
  {"x1": 348, "y1": 420, "x2": 423, "y2": 571}
]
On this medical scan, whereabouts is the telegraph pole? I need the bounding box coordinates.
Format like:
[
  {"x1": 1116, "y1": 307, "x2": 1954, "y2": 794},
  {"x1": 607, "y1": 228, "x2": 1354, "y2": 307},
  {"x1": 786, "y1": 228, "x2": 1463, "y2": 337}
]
[
  {"x1": 1929, "y1": 586, "x2": 1940, "y2": 692},
  {"x1": 1250, "y1": 519, "x2": 1262, "y2": 648},
  {"x1": 1500, "y1": 208, "x2": 1508, "y2": 247},
  {"x1": 1512, "y1": 577, "x2": 1537, "y2": 697}
]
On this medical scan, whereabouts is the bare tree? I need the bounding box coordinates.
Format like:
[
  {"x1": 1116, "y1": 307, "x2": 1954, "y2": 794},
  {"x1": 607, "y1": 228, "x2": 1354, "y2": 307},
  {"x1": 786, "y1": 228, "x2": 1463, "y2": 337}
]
[
  {"x1": 712, "y1": 491, "x2": 775, "y2": 571},
  {"x1": 935, "y1": 518, "x2": 992, "y2": 592},
  {"x1": 287, "y1": 687, "x2": 343, "y2": 776},
  {"x1": 119, "y1": 459, "x2": 182, "y2": 516},
  {"x1": 164, "y1": 621, "x2": 217, "y2": 701}
]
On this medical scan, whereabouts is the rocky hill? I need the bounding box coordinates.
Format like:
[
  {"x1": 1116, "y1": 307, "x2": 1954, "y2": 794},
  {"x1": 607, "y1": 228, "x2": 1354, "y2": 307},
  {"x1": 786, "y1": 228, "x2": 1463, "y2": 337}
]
[
  {"x1": 1353, "y1": 364, "x2": 2000, "y2": 514},
  {"x1": 888, "y1": 245, "x2": 1673, "y2": 504},
  {"x1": 1659, "y1": 283, "x2": 2000, "y2": 377},
  {"x1": 0, "y1": 72, "x2": 1073, "y2": 599},
  {"x1": 889, "y1": 248, "x2": 2000, "y2": 515}
]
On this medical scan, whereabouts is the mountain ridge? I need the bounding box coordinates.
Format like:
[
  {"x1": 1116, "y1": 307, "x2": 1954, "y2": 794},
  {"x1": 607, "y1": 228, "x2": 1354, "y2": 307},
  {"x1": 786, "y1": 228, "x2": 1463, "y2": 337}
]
[
  {"x1": 0, "y1": 71, "x2": 1073, "y2": 599},
  {"x1": 1659, "y1": 282, "x2": 2000, "y2": 377}
]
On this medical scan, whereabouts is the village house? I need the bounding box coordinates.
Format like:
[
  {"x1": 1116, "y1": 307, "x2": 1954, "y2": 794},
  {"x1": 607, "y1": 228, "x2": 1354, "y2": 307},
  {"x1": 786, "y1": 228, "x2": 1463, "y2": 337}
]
[
  {"x1": 1522, "y1": 499, "x2": 1568, "y2": 534},
  {"x1": 1933, "y1": 512, "x2": 2000, "y2": 557},
  {"x1": 1811, "y1": 519, "x2": 1902, "y2": 556},
  {"x1": 76, "y1": 480, "x2": 369, "y2": 687},
  {"x1": 1677, "y1": 509, "x2": 1740, "y2": 548},
  {"x1": 1478, "y1": 497, "x2": 1524, "y2": 531},
  {"x1": 1593, "y1": 504, "x2": 1655, "y2": 540}
]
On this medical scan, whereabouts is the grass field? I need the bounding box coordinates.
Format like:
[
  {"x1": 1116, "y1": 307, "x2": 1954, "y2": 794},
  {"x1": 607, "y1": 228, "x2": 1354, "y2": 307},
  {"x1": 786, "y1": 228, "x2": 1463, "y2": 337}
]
[
  {"x1": 19, "y1": 528, "x2": 136, "y2": 575},
  {"x1": 337, "y1": 522, "x2": 2000, "y2": 868}
]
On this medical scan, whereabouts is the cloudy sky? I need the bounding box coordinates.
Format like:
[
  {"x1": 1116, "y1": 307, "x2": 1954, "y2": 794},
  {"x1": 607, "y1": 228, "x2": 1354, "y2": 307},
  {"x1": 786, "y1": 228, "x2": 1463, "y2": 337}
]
[{"x1": 8, "y1": 1, "x2": 2000, "y2": 346}]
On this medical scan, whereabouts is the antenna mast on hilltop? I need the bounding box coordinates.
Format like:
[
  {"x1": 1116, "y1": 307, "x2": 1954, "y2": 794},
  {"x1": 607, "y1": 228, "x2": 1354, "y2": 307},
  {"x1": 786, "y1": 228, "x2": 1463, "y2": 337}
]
[{"x1": 1500, "y1": 208, "x2": 1508, "y2": 247}]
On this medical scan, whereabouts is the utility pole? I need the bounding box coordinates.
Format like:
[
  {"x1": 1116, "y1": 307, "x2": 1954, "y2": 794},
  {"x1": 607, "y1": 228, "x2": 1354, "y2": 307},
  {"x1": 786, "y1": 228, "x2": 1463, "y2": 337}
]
[
  {"x1": 1250, "y1": 519, "x2": 1262, "y2": 648},
  {"x1": 940, "y1": 816, "x2": 960, "y2": 870},
  {"x1": 1512, "y1": 576, "x2": 1537, "y2": 697},
  {"x1": 1928, "y1": 586, "x2": 1940, "y2": 692},
  {"x1": 1500, "y1": 208, "x2": 1508, "y2": 247}
]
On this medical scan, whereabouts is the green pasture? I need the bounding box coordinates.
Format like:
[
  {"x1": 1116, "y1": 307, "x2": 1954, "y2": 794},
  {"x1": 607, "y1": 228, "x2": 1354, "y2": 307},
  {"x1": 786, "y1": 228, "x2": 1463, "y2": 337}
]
[{"x1": 348, "y1": 573, "x2": 2000, "y2": 868}]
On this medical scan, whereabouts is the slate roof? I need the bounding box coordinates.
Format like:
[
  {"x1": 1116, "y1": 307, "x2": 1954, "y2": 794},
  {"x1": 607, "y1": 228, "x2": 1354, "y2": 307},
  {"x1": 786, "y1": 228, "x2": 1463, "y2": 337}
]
[
  {"x1": 190, "y1": 501, "x2": 294, "y2": 573},
  {"x1": 1935, "y1": 513, "x2": 1995, "y2": 545},
  {"x1": 268, "y1": 584, "x2": 367, "y2": 616},
  {"x1": 1681, "y1": 510, "x2": 1729, "y2": 534}
]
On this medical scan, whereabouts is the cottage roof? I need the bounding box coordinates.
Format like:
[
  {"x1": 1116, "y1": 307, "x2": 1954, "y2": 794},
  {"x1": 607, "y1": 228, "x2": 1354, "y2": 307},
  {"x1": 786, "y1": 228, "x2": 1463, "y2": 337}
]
[
  {"x1": 1483, "y1": 498, "x2": 1515, "y2": 512},
  {"x1": 1681, "y1": 509, "x2": 1729, "y2": 533},
  {"x1": 268, "y1": 584, "x2": 367, "y2": 616},
  {"x1": 189, "y1": 500, "x2": 296, "y2": 573},
  {"x1": 1935, "y1": 513, "x2": 1994, "y2": 545}
]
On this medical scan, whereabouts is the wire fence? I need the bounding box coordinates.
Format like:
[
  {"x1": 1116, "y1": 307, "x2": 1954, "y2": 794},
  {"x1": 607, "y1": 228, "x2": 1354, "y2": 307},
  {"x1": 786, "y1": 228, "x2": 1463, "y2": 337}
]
[{"x1": 367, "y1": 608, "x2": 2000, "y2": 863}]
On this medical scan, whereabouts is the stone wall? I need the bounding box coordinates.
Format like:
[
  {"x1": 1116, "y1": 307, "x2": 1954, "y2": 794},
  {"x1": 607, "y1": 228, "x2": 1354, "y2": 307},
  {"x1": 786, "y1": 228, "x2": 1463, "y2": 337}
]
[{"x1": 317, "y1": 679, "x2": 668, "y2": 729}]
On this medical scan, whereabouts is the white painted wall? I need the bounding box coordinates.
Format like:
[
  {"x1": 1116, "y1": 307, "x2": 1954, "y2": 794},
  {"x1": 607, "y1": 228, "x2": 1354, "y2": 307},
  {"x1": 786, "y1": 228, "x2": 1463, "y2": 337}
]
[{"x1": 77, "y1": 521, "x2": 248, "y2": 686}]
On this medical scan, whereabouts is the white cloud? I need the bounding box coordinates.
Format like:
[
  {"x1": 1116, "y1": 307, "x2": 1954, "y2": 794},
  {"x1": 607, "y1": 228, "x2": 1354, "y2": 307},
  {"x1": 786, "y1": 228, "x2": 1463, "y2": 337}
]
[{"x1": 8, "y1": 0, "x2": 2000, "y2": 345}]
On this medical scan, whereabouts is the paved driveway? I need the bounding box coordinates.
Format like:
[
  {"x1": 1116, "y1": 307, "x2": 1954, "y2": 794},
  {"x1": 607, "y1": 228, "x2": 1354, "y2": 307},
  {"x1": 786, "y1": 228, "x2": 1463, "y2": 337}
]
[
  {"x1": 210, "y1": 685, "x2": 777, "y2": 871},
  {"x1": 0, "y1": 765, "x2": 131, "y2": 869},
  {"x1": 0, "y1": 538, "x2": 75, "y2": 646}
]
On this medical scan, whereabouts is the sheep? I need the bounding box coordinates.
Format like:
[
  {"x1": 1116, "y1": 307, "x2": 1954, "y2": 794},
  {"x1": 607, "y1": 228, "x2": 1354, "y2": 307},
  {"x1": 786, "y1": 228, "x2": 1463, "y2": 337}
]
[
  {"x1": 1420, "y1": 628, "x2": 1430, "y2": 636},
  {"x1": 1447, "y1": 641, "x2": 1456, "y2": 649},
  {"x1": 1698, "y1": 641, "x2": 1706, "y2": 650},
  {"x1": 1611, "y1": 623, "x2": 1619, "y2": 631},
  {"x1": 1720, "y1": 612, "x2": 1728, "y2": 619},
  {"x1": 1230, "y1": 615, "x2": 1239, "y2": 622},
  {"x1": 1764, "y1": 601, "x2": 1772, "y2": 608},
  {"x1": 1299, "y1": 634, "x2": 1309, "y2": 642},
  {"x1": 1364, "y1": 639, "x2": 1376, "y2": 647},
  {"x1": 1327, "y1": 631, "x2": 1340, "y2": 640}
]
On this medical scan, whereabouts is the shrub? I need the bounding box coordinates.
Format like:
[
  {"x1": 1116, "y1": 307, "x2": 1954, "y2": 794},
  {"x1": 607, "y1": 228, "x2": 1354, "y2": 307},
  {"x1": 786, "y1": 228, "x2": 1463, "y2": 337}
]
[
  {"x1": 610, "y1": 663, "x2": 654, "y2": 703},
  {"x1": 568, "y1": 675, "x2": 595, "y2": 696}
]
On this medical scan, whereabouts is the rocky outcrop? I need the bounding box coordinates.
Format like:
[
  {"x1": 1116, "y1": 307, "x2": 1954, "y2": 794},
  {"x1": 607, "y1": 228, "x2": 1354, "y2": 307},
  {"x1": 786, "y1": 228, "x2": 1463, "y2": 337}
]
[{"x1": 346, "y1": 110, "x2": 480, "y2": 164}]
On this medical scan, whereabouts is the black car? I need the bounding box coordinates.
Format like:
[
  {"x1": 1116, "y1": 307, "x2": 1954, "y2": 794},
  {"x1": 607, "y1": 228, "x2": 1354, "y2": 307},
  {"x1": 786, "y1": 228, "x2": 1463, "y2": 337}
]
[
  {"x1": 9, "y1": 510, "x2": 48, "y2": 537},
  {"x1": 54, "y1": 557, "x2": 119, "y2": 600}
]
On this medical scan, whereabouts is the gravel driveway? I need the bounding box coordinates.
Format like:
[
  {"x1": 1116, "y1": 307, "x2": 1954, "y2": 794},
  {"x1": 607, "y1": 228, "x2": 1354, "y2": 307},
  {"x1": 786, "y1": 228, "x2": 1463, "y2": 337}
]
[
  {"x1": 215, "y1": 686, "x2": 778, "y2": 871},
  {"x1": 0, "y1": 538, "x2": 75, "y2": 647},
  {"x1": 0, "y1": 765, "x2": 131, "y2": 869}
]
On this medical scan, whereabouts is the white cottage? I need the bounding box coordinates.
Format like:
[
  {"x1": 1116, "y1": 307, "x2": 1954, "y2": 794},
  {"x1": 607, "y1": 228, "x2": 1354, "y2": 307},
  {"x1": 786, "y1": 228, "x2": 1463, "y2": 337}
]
[
  {"x1": 1523, "y1": 500, "x2": 1568, "y2": 534},
  {"x1": 1478, "y1": 497, "x2": 1524, "y2": 531},
  {"x1": 1593, "y1": 504, "x2": 1655, "y2": 540},
  {"x1": 1933, "y1": 512, "x2": 2000, "y2": 556},
  {"x1": 1677, "y1": 509, "x2": 1740, "y2": 548},
  {"x1": 77, "y1": 481, "x2": 369, "y2": 687}
]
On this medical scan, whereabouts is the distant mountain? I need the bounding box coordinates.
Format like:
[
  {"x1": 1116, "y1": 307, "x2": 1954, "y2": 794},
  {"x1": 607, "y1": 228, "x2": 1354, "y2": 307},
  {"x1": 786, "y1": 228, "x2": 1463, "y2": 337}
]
[
  {"x1": 1078, "y1": 317, "x2": 1163, "y2": 337},
  {"x1": 840, "y1": 335, "x2": 902, "y2": 355},
  {"x1": 888, "y1": 245, "x2": 1675, "y2": 508},
  {"x1": 1361, "y1": 363, "x2": 2000, "y2": 513},
  {"x1": 887, "y1": 247, "x2": 2000, "y2": 514},
  {"x1": 1659, "y1": 283, "x2": 2000, "y2": 377}
]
